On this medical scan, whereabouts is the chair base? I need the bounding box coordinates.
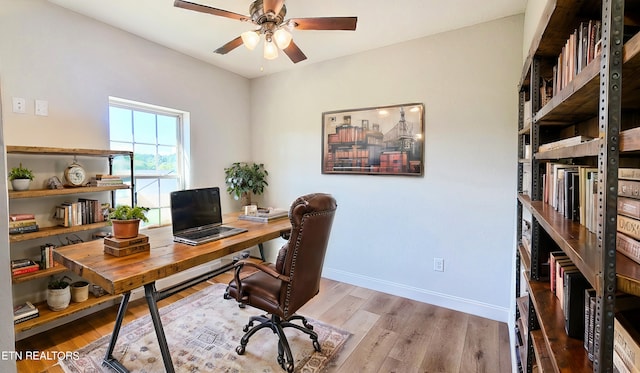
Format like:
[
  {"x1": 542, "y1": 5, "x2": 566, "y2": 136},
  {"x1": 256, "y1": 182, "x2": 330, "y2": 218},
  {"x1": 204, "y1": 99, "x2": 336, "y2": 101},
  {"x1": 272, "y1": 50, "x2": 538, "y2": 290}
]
[{"x1": 235, "y1": 313, "x2": 321, "y2": 372}]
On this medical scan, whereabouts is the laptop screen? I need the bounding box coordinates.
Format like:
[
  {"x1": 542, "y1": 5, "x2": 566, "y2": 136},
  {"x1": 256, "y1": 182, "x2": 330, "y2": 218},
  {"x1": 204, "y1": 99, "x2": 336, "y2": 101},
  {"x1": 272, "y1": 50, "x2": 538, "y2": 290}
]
[{"x1": 170, "y1": 187, "x2": 223, "y2": 234}]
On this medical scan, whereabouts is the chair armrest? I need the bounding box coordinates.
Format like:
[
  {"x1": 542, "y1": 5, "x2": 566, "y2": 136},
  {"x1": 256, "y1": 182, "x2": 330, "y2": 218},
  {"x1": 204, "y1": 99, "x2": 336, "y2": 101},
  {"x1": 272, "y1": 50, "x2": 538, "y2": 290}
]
[{"x1": 233, "y1": 260, "x2": 291, "y2": 300}]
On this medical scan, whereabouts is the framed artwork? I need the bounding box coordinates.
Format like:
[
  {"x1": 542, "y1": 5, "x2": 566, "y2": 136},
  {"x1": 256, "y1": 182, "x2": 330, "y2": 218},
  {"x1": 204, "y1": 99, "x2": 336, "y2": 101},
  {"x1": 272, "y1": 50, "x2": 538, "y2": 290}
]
[{"x1": 322, "y1": 103, "x2": 424, "y2": 176}]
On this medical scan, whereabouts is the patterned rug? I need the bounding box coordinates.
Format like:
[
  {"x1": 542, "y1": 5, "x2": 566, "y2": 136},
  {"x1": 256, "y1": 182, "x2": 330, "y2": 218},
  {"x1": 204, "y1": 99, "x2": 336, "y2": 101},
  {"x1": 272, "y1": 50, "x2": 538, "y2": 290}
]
[{"x1": 59, "y1": 283, "x2": 350, "y2": 372}]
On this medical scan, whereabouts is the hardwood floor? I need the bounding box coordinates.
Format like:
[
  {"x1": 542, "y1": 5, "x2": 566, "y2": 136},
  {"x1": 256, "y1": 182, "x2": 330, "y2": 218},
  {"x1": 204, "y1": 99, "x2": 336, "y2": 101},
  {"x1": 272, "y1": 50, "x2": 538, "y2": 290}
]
[{"x1": 15, "y1": 269, "x2": 512, "y2": 373}]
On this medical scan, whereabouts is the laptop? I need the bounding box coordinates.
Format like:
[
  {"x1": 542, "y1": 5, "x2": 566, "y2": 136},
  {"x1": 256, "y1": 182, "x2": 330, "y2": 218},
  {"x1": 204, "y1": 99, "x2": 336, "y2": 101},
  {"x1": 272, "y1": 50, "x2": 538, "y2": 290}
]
[{"x1": 170, "y1": 187, "x2": 247, "y2": 245}]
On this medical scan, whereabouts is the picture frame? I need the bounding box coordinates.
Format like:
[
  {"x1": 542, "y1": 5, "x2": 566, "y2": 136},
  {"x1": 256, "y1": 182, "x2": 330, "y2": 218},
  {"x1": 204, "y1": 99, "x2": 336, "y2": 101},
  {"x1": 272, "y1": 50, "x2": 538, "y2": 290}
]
[{"x1": 322, "y1": 103, "x2": 424, "y2": 176}]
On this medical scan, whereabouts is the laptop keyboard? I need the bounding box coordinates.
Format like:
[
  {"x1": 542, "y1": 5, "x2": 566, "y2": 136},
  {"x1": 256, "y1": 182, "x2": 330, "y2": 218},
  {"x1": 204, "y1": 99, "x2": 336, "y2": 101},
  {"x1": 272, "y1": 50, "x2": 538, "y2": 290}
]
[{"x1": 182, "y1": 227, "x2": 229, "y2": 240}]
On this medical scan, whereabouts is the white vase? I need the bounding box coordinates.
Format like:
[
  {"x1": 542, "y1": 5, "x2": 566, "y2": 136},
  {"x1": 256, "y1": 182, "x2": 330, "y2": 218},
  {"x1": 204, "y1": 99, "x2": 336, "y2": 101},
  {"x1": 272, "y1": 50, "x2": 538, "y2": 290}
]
[
  {"x1": 11, "y1": 179, "x2": 30, "y2": 191},
  {"x1": 47, "y1": 287, "x2": 71, "y2": 311}
]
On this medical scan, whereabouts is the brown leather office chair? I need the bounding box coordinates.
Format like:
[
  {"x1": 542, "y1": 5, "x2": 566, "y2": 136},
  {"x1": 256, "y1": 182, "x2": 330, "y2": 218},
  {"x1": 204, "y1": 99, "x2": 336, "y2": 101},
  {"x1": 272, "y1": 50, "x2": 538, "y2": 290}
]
[{"x1": 226, "y1": 193, "x2": 337, "y2": 372}]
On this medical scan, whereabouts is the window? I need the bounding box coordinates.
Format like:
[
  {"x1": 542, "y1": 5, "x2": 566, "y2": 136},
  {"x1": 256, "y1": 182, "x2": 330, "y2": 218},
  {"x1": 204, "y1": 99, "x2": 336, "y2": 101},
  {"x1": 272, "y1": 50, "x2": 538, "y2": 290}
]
[{"x1": 108, "y1": 97, "x2": 188, "y2": 227}]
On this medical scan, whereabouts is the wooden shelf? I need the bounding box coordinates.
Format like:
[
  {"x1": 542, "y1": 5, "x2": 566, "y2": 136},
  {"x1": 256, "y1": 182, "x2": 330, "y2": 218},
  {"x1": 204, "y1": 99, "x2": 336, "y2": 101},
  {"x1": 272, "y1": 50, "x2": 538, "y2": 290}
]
[
  {"x1": 14, "y1": 293, "x2": 120, "y2": 334},
  {"x1": 518, "y1": 194, "x2": 599, "y2": 292},
  {"x1": 9, "y1": 185, "x2": 130, "y2": 199},
  {"x1": 7, "y1": 146, "x2": 132, "y2": 157},
  {"x1": 528, "y1": 279, "x2": 593, "y2": 372},
  {"x1": 9, "y1": 222, "x2": 111, "y2": 243},
  {"x1": 519, "y1": 242, "x2": 532, "y2": 274},
  {"x1": 534, "y1": 139, "x2": 602, "y2": 160},
  {"x1": 12, "y1": 266, "x2": 68, "y2": 284}
]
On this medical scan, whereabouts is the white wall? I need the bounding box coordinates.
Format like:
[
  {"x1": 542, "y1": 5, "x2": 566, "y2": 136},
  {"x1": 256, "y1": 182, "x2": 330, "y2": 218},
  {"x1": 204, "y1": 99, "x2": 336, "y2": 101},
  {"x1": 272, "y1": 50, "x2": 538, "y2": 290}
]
[
  {"x1": 522, "y1": 0, "x2": 550, "y2": 62},
  {"x1": 0, "y1": 3, "x2": 523, "y2": 371},
  {"x1": 0, "y1": 1, "x2": 251, "y2": 367},
  {"x1": 251, "y1": 15, "x2": 523, "y2": 322}
]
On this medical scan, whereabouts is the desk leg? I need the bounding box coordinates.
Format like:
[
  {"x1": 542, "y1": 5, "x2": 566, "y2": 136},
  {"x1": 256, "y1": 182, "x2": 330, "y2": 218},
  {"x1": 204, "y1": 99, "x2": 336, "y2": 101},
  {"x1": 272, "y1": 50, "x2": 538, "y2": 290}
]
[
  {"x1": 258, "y1": 243, "x2": 265, "y2": 261},
  {"x1": 103, "y1": 292, "x2": 131, "y2": 373},
  {"x1": 145, "y1": 282, "x2": 175, "y2": 373}
]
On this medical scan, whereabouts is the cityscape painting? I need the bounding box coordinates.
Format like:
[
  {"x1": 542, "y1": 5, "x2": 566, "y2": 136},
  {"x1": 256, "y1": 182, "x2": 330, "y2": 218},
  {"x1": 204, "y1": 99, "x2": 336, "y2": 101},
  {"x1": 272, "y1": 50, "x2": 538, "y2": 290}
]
[{"x1": 322, "y1": 103, "x2": 424, "y2": 176}]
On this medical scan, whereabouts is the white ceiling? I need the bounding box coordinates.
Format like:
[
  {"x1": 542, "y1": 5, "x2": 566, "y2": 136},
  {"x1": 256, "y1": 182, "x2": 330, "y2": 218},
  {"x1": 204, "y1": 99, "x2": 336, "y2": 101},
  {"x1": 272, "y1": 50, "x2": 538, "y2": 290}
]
[{"x1": 48, "y1": 0, "x2": 527, "y2": 79}]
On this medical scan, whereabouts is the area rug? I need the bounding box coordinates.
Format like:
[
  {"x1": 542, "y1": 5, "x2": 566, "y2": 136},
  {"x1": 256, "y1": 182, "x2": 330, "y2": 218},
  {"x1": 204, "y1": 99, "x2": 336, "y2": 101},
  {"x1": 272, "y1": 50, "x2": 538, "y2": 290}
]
[{"x1": 59, "y1": 283, "x2": 350, "y2": 373}]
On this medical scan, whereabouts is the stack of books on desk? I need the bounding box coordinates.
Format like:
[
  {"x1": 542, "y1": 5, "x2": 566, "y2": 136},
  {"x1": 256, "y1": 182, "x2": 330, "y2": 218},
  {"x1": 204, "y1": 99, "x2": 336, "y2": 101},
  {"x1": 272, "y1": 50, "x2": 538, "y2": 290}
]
[
  {"x1": 239, "y1": 208, "x2": 288, "y2": 223},
  {"x1": 103, "y1": 234, "x2": 150, "y2": 257},
  {"x1": 14, "y1": 301, "x2": 39, "y2": 324}
]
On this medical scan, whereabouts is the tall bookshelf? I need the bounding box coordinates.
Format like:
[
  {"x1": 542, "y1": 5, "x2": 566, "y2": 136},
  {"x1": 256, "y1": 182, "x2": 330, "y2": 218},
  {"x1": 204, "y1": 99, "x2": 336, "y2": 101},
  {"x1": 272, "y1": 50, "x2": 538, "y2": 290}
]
[
  {"x1": 7, "y1": 146, "x2": 134, "y2": 337},
  {"x1": 515, "y1": 0, "x2": 640, "y2": 372}
]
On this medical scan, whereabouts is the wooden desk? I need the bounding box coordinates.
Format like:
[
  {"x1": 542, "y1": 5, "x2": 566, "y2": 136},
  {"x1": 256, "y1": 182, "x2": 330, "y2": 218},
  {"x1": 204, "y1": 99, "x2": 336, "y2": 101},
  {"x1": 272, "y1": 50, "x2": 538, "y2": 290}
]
[{"x1": 53, "y1": 214, "x2": 292, "y2": 373}]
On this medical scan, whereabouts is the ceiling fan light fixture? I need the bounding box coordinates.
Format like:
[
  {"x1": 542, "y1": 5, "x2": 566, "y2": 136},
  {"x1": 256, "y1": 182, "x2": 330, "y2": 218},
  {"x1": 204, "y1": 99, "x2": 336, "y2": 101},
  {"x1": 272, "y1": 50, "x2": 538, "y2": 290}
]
[
  {"x1": 241, "y1": 30, "x2": 261, "y2": 50},
  {"x1": 263, "y1": 39, "x2": 279, "y2": 60},
  {"x1": 274, "y1": 28, "x2": 292, "y2": 49}
]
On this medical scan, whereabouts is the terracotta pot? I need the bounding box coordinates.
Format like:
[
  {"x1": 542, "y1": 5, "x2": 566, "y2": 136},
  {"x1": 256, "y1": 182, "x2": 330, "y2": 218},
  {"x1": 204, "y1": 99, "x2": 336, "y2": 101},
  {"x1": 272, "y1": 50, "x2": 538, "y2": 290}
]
[{"x1": 111, "y1": 219, "x2": 141, "y2": 239}]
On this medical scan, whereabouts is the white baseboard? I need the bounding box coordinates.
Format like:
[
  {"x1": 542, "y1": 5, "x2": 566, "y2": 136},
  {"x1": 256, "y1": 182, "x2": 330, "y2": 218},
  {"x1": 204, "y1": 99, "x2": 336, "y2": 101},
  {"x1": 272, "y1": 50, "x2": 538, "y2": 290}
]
[{"x1": 322, "y1": 267, "x2": 510, "y2": 323}]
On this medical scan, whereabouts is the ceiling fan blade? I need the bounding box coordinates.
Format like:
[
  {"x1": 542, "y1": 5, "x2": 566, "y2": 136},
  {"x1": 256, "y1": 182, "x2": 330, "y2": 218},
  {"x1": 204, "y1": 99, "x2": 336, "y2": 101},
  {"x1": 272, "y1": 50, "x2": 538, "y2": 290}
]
[
  {"x1": 283, "y1": 41, "x2": 307, "y2": 63},
  {"x1": 174, "y1": 0, "x2": 248, "y2": 22},
  {"x1": 263, "y1": 0, "x2": 285, "y2": 15},
  {"x1": 290, "y1": 17, "x2": 357, "y2": 31},
  {"x1": 214, "y1": 36, "x2": 244, "y2": 55}
]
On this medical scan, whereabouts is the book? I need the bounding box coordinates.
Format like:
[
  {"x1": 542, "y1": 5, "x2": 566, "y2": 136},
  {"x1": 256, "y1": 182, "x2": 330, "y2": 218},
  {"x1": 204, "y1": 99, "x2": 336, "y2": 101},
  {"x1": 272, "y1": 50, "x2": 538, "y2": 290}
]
[
  {"x1": 11, "y1": 258, "x2": 35, "y2": 269},
  {"x1": 549, "y1": 251, "x2": 568, "y2": 293},
  {"x1": 9, "y1": 213, "x2": 35, "y2": 222},
  {"x1": 104, "y1": 234, "x2": 149, "y2": 248},
  {"x1": 584, "y1": 288, "x2": 596, "y2": 358},
  {"x1": 617, "y1": 232, "x2": 640, "y2": 265},
  {"x1": 620, "y1": 168, "x2": 640, "y2": 181},
  {"x1": 620, "y1": 179, "x2": 640, "y2": 199},
  {"x1": 12, "y1": 263, "x2": 40, "y2": 276},
  {"x1": 9, "y1": 224, "x2": 38, "y2": 235},
  {"x1": 619, "y1": 215, "x2": 640, "y2": 241},
  {"x1": 615, "y1": 311, "x2": 640, "y2": 373},
  {"x1": 538, "y1": 135, "x2": 594, "y2": 152},
  {"x1": 13, "y1": 301, "x2": 38, "y2": 322},
  {"x1": 563, "y1": 270, "x2": 590, "y2": 338},
  {"x1": 619, "y1": 197, "x2": 640, "y2": 219},
  {"x1": 238, "y1": 208, "x2": 289, "y2": 222},
  {"x1": 14, "y1": 311, "x2": 39, "y2": 325},
  {"x1": 104, "y1": 242, "x2": 151, "y2": 257},
  {"x1": 8, "y1": 219, "x2": 37, "y2": 228}
]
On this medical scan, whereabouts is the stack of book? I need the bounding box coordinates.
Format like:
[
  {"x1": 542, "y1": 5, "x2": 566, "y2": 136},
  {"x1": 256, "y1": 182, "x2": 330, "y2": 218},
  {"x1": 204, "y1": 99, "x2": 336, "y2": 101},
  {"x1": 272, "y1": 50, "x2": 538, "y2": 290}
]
[
  {"x1": 40, "y1": 243, "x2": 59, "y2": 269},
  {"x1": 11, "y1": 258, "x2": 40, "y2": 277},
  {"x1": 104, "y1": 234, "x2": 150, "y2": 257},
  {"x1": 9, "y1": 213, "x2": 38, "y2": 235},
  {"x1": 617, "y1": 168, "x2": 640, "y2": 266},
  {"x1": 88, "y1": 174, "x2": 124, "y2": 187},
  {"x1": 54, "y1": 198, "x2": 106, "y2": 227},
  {"x1": 13, "y1": 301, "x2": 39, "y2": 324},
  {"x1": 238, "y1": 208, "x2": 288, "y2": 223}
]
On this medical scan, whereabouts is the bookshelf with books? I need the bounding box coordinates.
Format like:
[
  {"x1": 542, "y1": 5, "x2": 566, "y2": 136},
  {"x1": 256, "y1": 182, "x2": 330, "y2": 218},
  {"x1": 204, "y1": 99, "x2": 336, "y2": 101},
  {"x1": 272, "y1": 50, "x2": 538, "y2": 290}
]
[
  {"x1": 515, "y1": 1, "x2": 640, "y2": 372},
  {"x1": 6, "y1": 146, "x2": 134, "y2": 337}
]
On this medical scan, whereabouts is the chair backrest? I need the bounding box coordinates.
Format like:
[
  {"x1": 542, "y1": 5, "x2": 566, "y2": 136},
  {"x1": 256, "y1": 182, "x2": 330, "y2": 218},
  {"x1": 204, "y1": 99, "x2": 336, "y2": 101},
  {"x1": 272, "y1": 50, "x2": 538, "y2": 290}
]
[{"x1": 276, "y1": 193, "x2": 337, "y2": 318}]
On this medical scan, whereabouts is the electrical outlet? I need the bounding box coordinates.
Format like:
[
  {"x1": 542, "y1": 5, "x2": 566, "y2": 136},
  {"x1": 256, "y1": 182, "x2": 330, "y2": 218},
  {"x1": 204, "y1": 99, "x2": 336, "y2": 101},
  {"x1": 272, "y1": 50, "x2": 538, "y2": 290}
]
[
  {"x1": 434, "y1": 258, "x2": 444, "y2": 272},
  {"x1": 35, "y1": 99, "x2": 48, "y2": 116},
  {"x1": 12, "y1": 97, "x2": 26, "y2": 114}
]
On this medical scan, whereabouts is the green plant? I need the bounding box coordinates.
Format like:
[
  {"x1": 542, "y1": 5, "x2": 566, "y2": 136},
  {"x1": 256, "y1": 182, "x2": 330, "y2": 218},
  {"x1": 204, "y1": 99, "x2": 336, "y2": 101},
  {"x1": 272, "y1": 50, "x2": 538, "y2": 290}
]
[
  {"x1": 8, "y1": 163, "x2": 34, "y2": 181},
  {"x1": 48, "y1": 276, "x2": 72, "y2": 289},
  {"x1": 108, "y1": 205, "x2": 150, "y2": 222},
  {"x1": 224, "y1": 162, "x2": 269, "y2": 201}
]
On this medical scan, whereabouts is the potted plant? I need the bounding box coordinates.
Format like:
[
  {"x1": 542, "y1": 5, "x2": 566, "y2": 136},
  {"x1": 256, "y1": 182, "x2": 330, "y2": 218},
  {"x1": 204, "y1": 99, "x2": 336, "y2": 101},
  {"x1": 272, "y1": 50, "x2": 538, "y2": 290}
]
[
  {"x1": 108, "y1": 205, "x2": 149, "y2": 239},
  {"x1": 224, "y1": 162, "x2": 268, "y2": 206},
  {"x1": 8, "y1": 163, "x2": 34, "y2": 191},
  {"x1": 47, "y1": 276, "x2": 72, "y2": 311}
]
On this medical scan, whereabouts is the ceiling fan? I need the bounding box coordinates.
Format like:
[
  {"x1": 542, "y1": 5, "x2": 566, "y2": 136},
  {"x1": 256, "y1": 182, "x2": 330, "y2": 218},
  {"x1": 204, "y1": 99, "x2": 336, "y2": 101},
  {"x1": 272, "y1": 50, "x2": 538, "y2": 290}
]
[{"x1": 174, "y1": 0, "x2": 357, "y2": 63}]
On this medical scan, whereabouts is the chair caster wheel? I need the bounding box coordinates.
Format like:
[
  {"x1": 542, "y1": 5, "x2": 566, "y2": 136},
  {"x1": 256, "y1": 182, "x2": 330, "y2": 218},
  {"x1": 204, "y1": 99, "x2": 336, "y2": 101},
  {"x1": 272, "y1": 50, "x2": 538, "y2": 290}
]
[
  {"x1": 313, "y1": 340, "x2": 321, "y2": 352},
  {"x1": 236, "y1": 345, "x2": 245, "y2": 355},
  {"x1": 223, "y1": 292, "x2": 230, "y2": 300},
  {"x1": 285, "y1": 362, "x2": 294, "y2": 372}
]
